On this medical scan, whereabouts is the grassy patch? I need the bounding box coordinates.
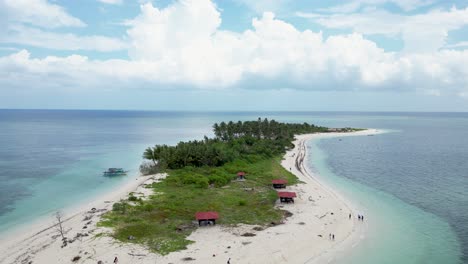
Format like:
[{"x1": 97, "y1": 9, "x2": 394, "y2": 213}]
[{"x1": 99, "y1": 155, "x2": 297, "y2": 255}]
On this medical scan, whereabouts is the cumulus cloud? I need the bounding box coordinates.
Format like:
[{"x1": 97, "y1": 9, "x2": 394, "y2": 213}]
[
  {"x1": 0, "y1": 0, "x2": 467, "y2": 98},
  {"x1": 0, "y1": 0, "x2": 85, "y2": 28},
  {"x1": 297, "y1": 7, "x2": 468, "y2": 53}
]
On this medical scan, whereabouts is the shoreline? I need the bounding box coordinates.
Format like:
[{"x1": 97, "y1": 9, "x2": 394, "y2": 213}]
[{"x1": 0, "y1": 129, "x2": 379, "y2": 264}]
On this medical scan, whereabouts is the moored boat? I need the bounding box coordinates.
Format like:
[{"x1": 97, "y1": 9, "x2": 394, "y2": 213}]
[{"x1": 103, "y1": 168, "x2": 128, "y2": 176}]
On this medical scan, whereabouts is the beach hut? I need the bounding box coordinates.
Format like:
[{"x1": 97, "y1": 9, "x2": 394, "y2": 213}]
[
  {"x1": 277, "y1": 191, "x2": 296, "y2": 203},
  {"x1": 237, "y1": 171, "x2": 246, "y2": 180},
  {"x1": 272, "y1": 179, "x2": 287, "y2": 189},
  {"x1": 195, "y1": 211, "x2": 219, "y2": 226}
]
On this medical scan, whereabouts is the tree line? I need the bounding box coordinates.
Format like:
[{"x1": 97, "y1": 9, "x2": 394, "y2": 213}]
[{"x1": 142, "y1": 118, "x2": 328, "y2": 171}]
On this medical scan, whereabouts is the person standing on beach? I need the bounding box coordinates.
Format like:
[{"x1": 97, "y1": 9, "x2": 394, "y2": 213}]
[
  {"x1": 332, "y1": 234, "x2": 335, "y2": 240},
  {"x1": 227, "y1": 257, "x2": 231, "y2": 264},
  {"x1": 358, "y1": 215, "x2": 361, "y2": 221},
  {"x1": 349, "y1": 213, "x2": 351, "y2": 219},
  {"x1": 113, "y1": 257, "x2": 118, "y2": 264},
  {"x1": 362, "y1": 215, "x2": 365, "y2": 221}
]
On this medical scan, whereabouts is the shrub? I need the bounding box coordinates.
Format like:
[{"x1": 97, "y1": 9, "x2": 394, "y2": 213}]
[
  {"x1": 140, "y1": 161, "x2": 161, "y2": 175},
  {"x1": 208, "y1": 175, "x2": 230, "y2": 187},
  {"x1": 128, "y1": 195, "x2": 140, "y2": 202},
  {"x1": 113, "y1": 202, "x2": 128, "y2": 214}
]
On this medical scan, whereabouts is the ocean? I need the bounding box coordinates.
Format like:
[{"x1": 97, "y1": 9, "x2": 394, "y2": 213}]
[{"x1": 0, "y1": 110, "x2": 465, "y2": 263}]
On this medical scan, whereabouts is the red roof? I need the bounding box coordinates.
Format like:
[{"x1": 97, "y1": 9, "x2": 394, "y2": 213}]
[
  {"x1": 237, "y1": 172, "x2": 246, "y2": 176},
  {"x1": 272, "y1": 179, "x2": 287, "y2": 185},
  {"x1": 277, "y1": 192, "x2": 296, "y2": 198},
  {"x1": 195, "y1": 211, "x2": 219, "y2": 220}
]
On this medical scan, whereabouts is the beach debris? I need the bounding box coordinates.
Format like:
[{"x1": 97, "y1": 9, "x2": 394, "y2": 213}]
[
  {"x1": 241, "y1": 232, "x2": 256, "y2": 237},
  {"x1": 182, "y1": 257, "x2": 196, "y2": 261},
  {"x1": 318, "y1": 213, "x2": 328, "y2": 219},
  {"x1": 128, "y1": 235, "x2": 135, "y2": 240},
  {"x1": 176, "y1": 223, "x2": 195, "y2": 232},
  {"x1": 252, "y1": 226, "x2": 264, "y2": 231},
  {"x1": 242, "y1": 241, "x2": 251, "y2": 245},
  {"x1": 83, "y1": 215, "x2": 92, "y2": 221},
  {"x1": 72, "y1": 256, "x2": 81, "y2": 262},
  {"x1": 269, "y1": 221, "x2": 280, "y2": 226},
  {"x1": 298, "y1": 222, "x2": 306, "y2": 225},
  {"x1": 283, "y1": 210, "x2": 293, "y2": 218}
]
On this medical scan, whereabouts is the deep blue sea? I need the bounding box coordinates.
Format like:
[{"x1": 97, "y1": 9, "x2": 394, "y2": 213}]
[{"x1": 0, "y1": 110, "x2": 466, "y2": 263}]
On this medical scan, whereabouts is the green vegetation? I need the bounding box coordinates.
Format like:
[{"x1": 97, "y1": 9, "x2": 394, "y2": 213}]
[
  {"x1": 142, "y1": 118, "x2": 328, "y2": 171},
  {"x1": 100, "y1": 118, "x2": 335, "y2": 255}
]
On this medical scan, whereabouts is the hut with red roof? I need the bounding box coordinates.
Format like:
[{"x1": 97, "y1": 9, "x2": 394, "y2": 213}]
[
  {"x1": 272, "y1": 179, "x2": 287, "y2": 189},
  {"x1": 277, "y1": 191, "x2": 296, "y2": 203},
  {"x1": 195, "y1": 211, "x2": 219, "y2": 226},
  {"x1": 237, "y1": 171, "x2": 246, "y2": 180}
]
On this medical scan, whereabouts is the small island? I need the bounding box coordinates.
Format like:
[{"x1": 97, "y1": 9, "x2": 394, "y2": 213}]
[
  {"x1": 98, "y1": 118, "x2": 359, "y2": 254},
  {"x1": 0, "y1": 118, "x2": 374, "y2": 264}
]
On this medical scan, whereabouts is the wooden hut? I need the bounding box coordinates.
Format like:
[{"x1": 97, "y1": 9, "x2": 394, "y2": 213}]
[
  {"x1": 277, "y1": 191, "x2": 296, "y2": 203},
  {"x1": 195, "y1": 211, "x2": 219, "y2": 226},
  {"x1": 272, "y1": 179, "x2": 287, "y2": 189},
  {"x1": 237, "y1": 171, "x2": 246, "y2": 180}
]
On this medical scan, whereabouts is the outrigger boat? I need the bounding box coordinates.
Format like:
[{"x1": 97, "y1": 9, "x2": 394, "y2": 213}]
[{"x1": 103, "y1": 168, "x2": 128, "y2": 176}]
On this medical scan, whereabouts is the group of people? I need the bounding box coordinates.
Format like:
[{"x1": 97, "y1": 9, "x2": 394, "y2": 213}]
[
  {"x1": 98, "y1": 257, "x2": 118, "y2": 264},
  {"x1": 349, "y1": 213, "x2": 365, "y2": 221},
  {"x1": 328, "y1": 233, "x2": 335, "y2": 241}
]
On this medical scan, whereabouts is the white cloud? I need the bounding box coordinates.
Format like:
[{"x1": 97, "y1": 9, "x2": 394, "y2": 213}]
[
  {"x1": 235, "y1": 0, "x2": 291, "y2": 14},
  {"x1": 298, "y1": 7, "x2": 468, "y2": 53},
  {"x1": 1, "y1": 0, "x2": 85, "y2": 28},
  {"x1": 0, "y1": 0, "x2": 467, "y2": 99},
  {"x1": 1, "y1": 25, "x2": 128, "y2": 52},
  {"x1": 318, "y1": 0, "x2": 434, "y2": 13},
  {"x1": 445, "y1": 41, "x2": 468, "y2": 49},
  {"x1": 97, "y1": 0, "x2": 123, "y2": 5}
]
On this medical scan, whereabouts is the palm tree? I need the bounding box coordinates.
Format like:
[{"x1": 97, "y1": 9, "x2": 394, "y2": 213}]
[
  {"x1": 143, "y1": 147, "x2": 157, "y2": 165},
  {"x1": 213, "y1": 123, "x2": 221, "y2": 138}
]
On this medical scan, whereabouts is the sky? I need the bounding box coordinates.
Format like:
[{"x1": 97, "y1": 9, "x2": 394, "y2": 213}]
[{"x1": 1, "y1": 0, "x2": 468, "y2": 111}]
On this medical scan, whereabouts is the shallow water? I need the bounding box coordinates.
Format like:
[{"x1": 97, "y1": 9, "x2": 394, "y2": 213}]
[
  {"x1": 307, "y1": 137, "x2": 461, "y2": 264},
  {"x1": 0, "y1": 110, "x2": 465, "y2": 263}
]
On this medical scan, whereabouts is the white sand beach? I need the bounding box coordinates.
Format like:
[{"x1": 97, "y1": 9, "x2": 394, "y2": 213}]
[{"x1": 0, "y1": 129, "x2": 379, "y2": 264}]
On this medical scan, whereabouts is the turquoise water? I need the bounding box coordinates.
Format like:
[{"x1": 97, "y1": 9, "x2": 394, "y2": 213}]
[
  {"x1": 307, "y1": 138, "x2": 461, "y2": 263},
  {"x1": 0, "y1": 110, "x2": 465, "y2": 263}
]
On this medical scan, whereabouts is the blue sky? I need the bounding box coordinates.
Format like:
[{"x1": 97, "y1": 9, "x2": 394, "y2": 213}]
[{"x1": 1, "y1": 0, "x2": 468, "y2": 111}]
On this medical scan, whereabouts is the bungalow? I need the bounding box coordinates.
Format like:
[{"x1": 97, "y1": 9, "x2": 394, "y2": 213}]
[
  {"x1": 237, "y1": 171, "x2": 246, "y2": 180},
  {"x1": 272, "y1": 179, "x2": 287, "y2": 189},
  {"x1": 277, "y1": 191, "x2": 296, "y2": 203},
  {"x1": 195, "y1": 211, "x2": 219, "y2": 226}
]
